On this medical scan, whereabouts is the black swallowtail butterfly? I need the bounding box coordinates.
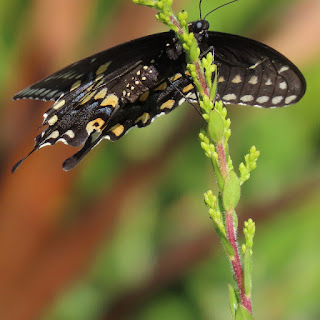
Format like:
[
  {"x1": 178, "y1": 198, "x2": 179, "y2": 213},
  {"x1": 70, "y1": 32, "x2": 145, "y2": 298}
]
[{"x1": 12, "y1": 18, "x2": 306, "y2": 172}]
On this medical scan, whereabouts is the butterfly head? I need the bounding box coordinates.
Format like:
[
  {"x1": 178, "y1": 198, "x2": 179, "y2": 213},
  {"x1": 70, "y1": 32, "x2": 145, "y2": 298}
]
[{"x1": 189, "y1": 20, "x2": 209, "y2": 41}]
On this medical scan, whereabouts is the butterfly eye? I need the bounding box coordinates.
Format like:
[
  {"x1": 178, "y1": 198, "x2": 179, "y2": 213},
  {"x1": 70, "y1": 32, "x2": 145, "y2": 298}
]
[{"x1": 193, "y1": 20, "x2": 204, "y2": 33}]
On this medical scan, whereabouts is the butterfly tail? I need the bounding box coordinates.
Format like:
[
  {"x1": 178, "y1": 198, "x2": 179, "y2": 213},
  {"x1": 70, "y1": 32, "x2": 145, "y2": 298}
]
[
  {"x1": 62, "y1": 132, "x2": 103, "y2": 171},
  {"x1": 12, "y1": 148, "x2": 37, "y2": 173}
]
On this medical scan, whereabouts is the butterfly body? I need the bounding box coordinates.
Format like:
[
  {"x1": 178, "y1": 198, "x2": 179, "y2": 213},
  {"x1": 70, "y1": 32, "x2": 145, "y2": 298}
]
[{"x1": 13, "y1": 20, "x2": 306, "y2": 171}]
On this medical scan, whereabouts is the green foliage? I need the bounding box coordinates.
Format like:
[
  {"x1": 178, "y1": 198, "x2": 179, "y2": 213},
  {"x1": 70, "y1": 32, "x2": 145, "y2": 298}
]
[
  {"x1": 228, "y1": 283, "x2": 238, "y2": 318},
  {"x1": 208, "y1": 109, "x2": 225, "y2": 143},
  {"x1": 204, "y1": 191, "x2": 235, "y2": 258},
  {"x1": 0, "y1": 0, "x2": 31, "y2": 96},
  {"x1": 239, "y1": 146, "x2": 260, "y2": 185},
  {"x1": 242, "y1": 219, "x2": 255, "y2": 298},
  {"x1": 242, "y1": 219, "x2": 255, "y2": 255},
  {"x1": 235, "y1": 305, "x2": 255, "y2": 320},
  {"x1": 223, "y1": 170, "x2": 241, "y2": 212}
]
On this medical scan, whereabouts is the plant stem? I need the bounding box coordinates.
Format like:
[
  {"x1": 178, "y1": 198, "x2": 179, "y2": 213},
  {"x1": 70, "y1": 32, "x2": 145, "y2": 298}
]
[
  {"x1": 226, "y1": 209, "x2": 252, "y2": 313},
  {"x1": 133, "y1": 1, "x2": 258, "y2": 317},
  {"x1": 216, "y1": 142, "x2": 228, "y2": 179}
]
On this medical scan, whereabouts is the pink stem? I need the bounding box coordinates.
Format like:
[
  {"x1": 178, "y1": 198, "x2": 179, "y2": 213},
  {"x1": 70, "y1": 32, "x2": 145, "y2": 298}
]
[
  {"x1": 217, "y1": 142, "x2": 252, "y2": 313},
  {"x1": 171, "y1": 13, "x2": 252, "y2": 314},
  {"x1": 216, "y1": 142, "x2": 228, "y2": 179},
  {"x1": 170, "y1": 17, "x2": 211, "y2": 98},
  {"x1": 225, "y1": 210, "x2": 252, "y2": 313}
]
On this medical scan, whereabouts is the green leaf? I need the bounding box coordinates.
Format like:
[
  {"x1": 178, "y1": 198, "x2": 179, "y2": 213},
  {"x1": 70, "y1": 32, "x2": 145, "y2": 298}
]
[
  {"x1": 244, "y1": 249, "x2": 253, "y2": 297},
  {"x1": 211, "y1": 156, "x2": 224, "y2": 190},
  {"x1": 208, "y1": 109, "x2": 224, "y2": 143},
  {"x1": 218, "y1": 227, "x2": 235, "y2": 258},
  {"x1": 235, "y1": 305, "x2": 254, "y2": 320},
  {"x1": 210, "y1": 214, "x2": 234, "y2": 258},
  {"x1": 228, "y1": 284, "x2": 238, "y2": 318},
  {"x1": 223, "y1": 170, "x2": 241, "y2": 211},
  {"x1": 218, "y1": 193, "x2": 225, "y2": 220},
  {"x1": 210, "y1": 74, "x2": 217, "y2": 100}
]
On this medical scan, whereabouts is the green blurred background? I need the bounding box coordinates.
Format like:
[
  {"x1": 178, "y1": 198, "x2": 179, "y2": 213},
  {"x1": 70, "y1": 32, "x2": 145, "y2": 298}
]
[{"x1": 0, "y1": 0, "x2": 319, "y2": 319}]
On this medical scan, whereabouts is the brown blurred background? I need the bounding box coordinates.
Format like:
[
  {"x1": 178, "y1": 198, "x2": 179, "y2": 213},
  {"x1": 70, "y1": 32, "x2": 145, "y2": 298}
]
[{"x1": 0, "y1": 0, "x2": 320, "y2": 319}]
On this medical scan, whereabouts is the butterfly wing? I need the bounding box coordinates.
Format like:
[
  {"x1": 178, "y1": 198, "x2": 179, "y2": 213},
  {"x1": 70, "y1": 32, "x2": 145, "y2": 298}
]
[
  {"x1": 208, "y1": 32, "x2": 306, "y2": 107},
  {"x1": 12, "y1": 31, "x2": 192, "y2": 171},
  {"x1": 62, "y1": 74, "x2": 193, "y2": 170},
  {"x1": 13, "y1": 32, "x2": 174, "y2": 102}
]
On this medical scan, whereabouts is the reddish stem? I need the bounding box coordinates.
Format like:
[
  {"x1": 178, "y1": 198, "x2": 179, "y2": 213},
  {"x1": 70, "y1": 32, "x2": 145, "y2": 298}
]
[
  {"x1": 194, "y1": 62, "x2": 210, "y2": 97},
  {"x1": 169, "y1": 16, "x2": 184, "y2": 35},
  {"x1": 225, "y1": 210, "x2": 252, "y2": 313},
  {"x1": 169, "y1": 16, "x2": 211, "y2": 98},
  {"x1": 216, "y1": 142, "x2": 228, "y2": 179},
  {"x1": 170, "y1": 12, "x2": 252, "y2": 314}
]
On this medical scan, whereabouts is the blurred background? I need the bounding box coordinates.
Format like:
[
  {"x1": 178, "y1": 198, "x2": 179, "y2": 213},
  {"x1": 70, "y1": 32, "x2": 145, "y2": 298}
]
[{"x1": 0, "y1": 0, "x2": 319, "y2": 319}]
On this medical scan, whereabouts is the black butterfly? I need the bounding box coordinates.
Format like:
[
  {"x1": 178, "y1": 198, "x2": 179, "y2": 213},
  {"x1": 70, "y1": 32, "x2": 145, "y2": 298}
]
[{"x1": 12, "y1": 19, "x2": 306, "y2": 172}]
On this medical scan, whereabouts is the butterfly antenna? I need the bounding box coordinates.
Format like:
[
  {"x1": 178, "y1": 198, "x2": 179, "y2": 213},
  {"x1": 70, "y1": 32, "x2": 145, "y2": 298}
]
[
  {"x1": 199, "y1": 0, "x2": 204, "y2": 19},
  {"x1": 204, "y1": 0, "x2": 238, "y2": 20}
]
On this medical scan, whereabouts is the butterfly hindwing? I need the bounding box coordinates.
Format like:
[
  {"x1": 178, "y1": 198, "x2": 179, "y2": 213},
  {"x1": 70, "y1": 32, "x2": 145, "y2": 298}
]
[{"x1": 61, "y1": 74, "x2": 193, "y2": 170}]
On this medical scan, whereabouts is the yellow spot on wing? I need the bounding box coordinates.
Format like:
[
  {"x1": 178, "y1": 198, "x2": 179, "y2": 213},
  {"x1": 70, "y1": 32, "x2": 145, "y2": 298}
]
[
  {"x1": 95, "y1": 74, "x2": 103, "y2": 82},
  {"x1": 139, "y1": 91, "x2": 149, "y2": 102},
  {"x1": 135, "y1": 112, "x2": 150, "y2": 124},
  {"x1": 249, "y1": 76, "x2": 258, "y2": 85},
  {"x1": 160, "y1": 99, "x2": 175, "y2": 110},
  {"x1": 53, "y1": 99, "x2": 65, "y2": 110},
  {"x1": 170, "y1": 73, "x2": 182, "y2": 81},
  {"x1": 100, "y1": 94, "x2": 119, "y2": 108},
  {"x1": 70, "y1": 80, "x2": 81, "y2": 91},
  {"x1": 231, "y1": 75, "x2": 242, "y2": 83},
  {"x1": 80, "y1": 91, "x2": 96, "y2": 105},
  {"x1": 185, "y1": 70, "x2": 191, "y2": 76},
  {"x1": 48, "y1": 115, "x2": 58, "y2": 125},
  {"x1": 47, "y1": 130, "x2": 59, "y2": 140},
  {"x1": 86, "y1": 118, "x2": 105, "y2": 134},
  {"x1": 86, "y1": 85, "x2": 94, "y2": 91},
  {"x1": 96, "y1": 61, "x2": 111, "y2": 75},
  {"x1": 218, "y1": 76, "x2": 225, "y2": 83},
  {"x1": 154, "y1": 82, "x2": 167, "y2": 91},
  {"x1": 65, "y1": 130, "x2": 75, "y2": 138},
  {"x1": 94, "y1": 88, "x2": 107, "y2": 100},
  {"x1": 110, "y1": 124, "x2": 125, "y2": 137},
  {"x1": 182, "y1": 83, "x2": 194, "y2": 93}
]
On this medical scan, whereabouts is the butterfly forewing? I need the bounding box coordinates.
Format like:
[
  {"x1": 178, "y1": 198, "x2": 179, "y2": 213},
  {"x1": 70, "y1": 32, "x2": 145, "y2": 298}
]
[
  {"x1": 13, "y1": 32, "x2": 175, "y2": 102},
  {"x1": 208, "y1": 32, "x2": 306, "y2": 107}
]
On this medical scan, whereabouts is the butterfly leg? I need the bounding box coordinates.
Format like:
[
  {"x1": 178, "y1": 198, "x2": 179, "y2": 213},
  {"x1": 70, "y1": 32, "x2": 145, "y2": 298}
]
[{"x1": 167, "y1": 77, "x2": 203, "y2": 117}]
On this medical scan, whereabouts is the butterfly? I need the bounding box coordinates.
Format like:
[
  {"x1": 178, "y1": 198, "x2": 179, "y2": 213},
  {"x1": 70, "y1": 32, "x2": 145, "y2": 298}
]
[{"x1": 12, "y1": 18, "x2": 306, "y2": 172}]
